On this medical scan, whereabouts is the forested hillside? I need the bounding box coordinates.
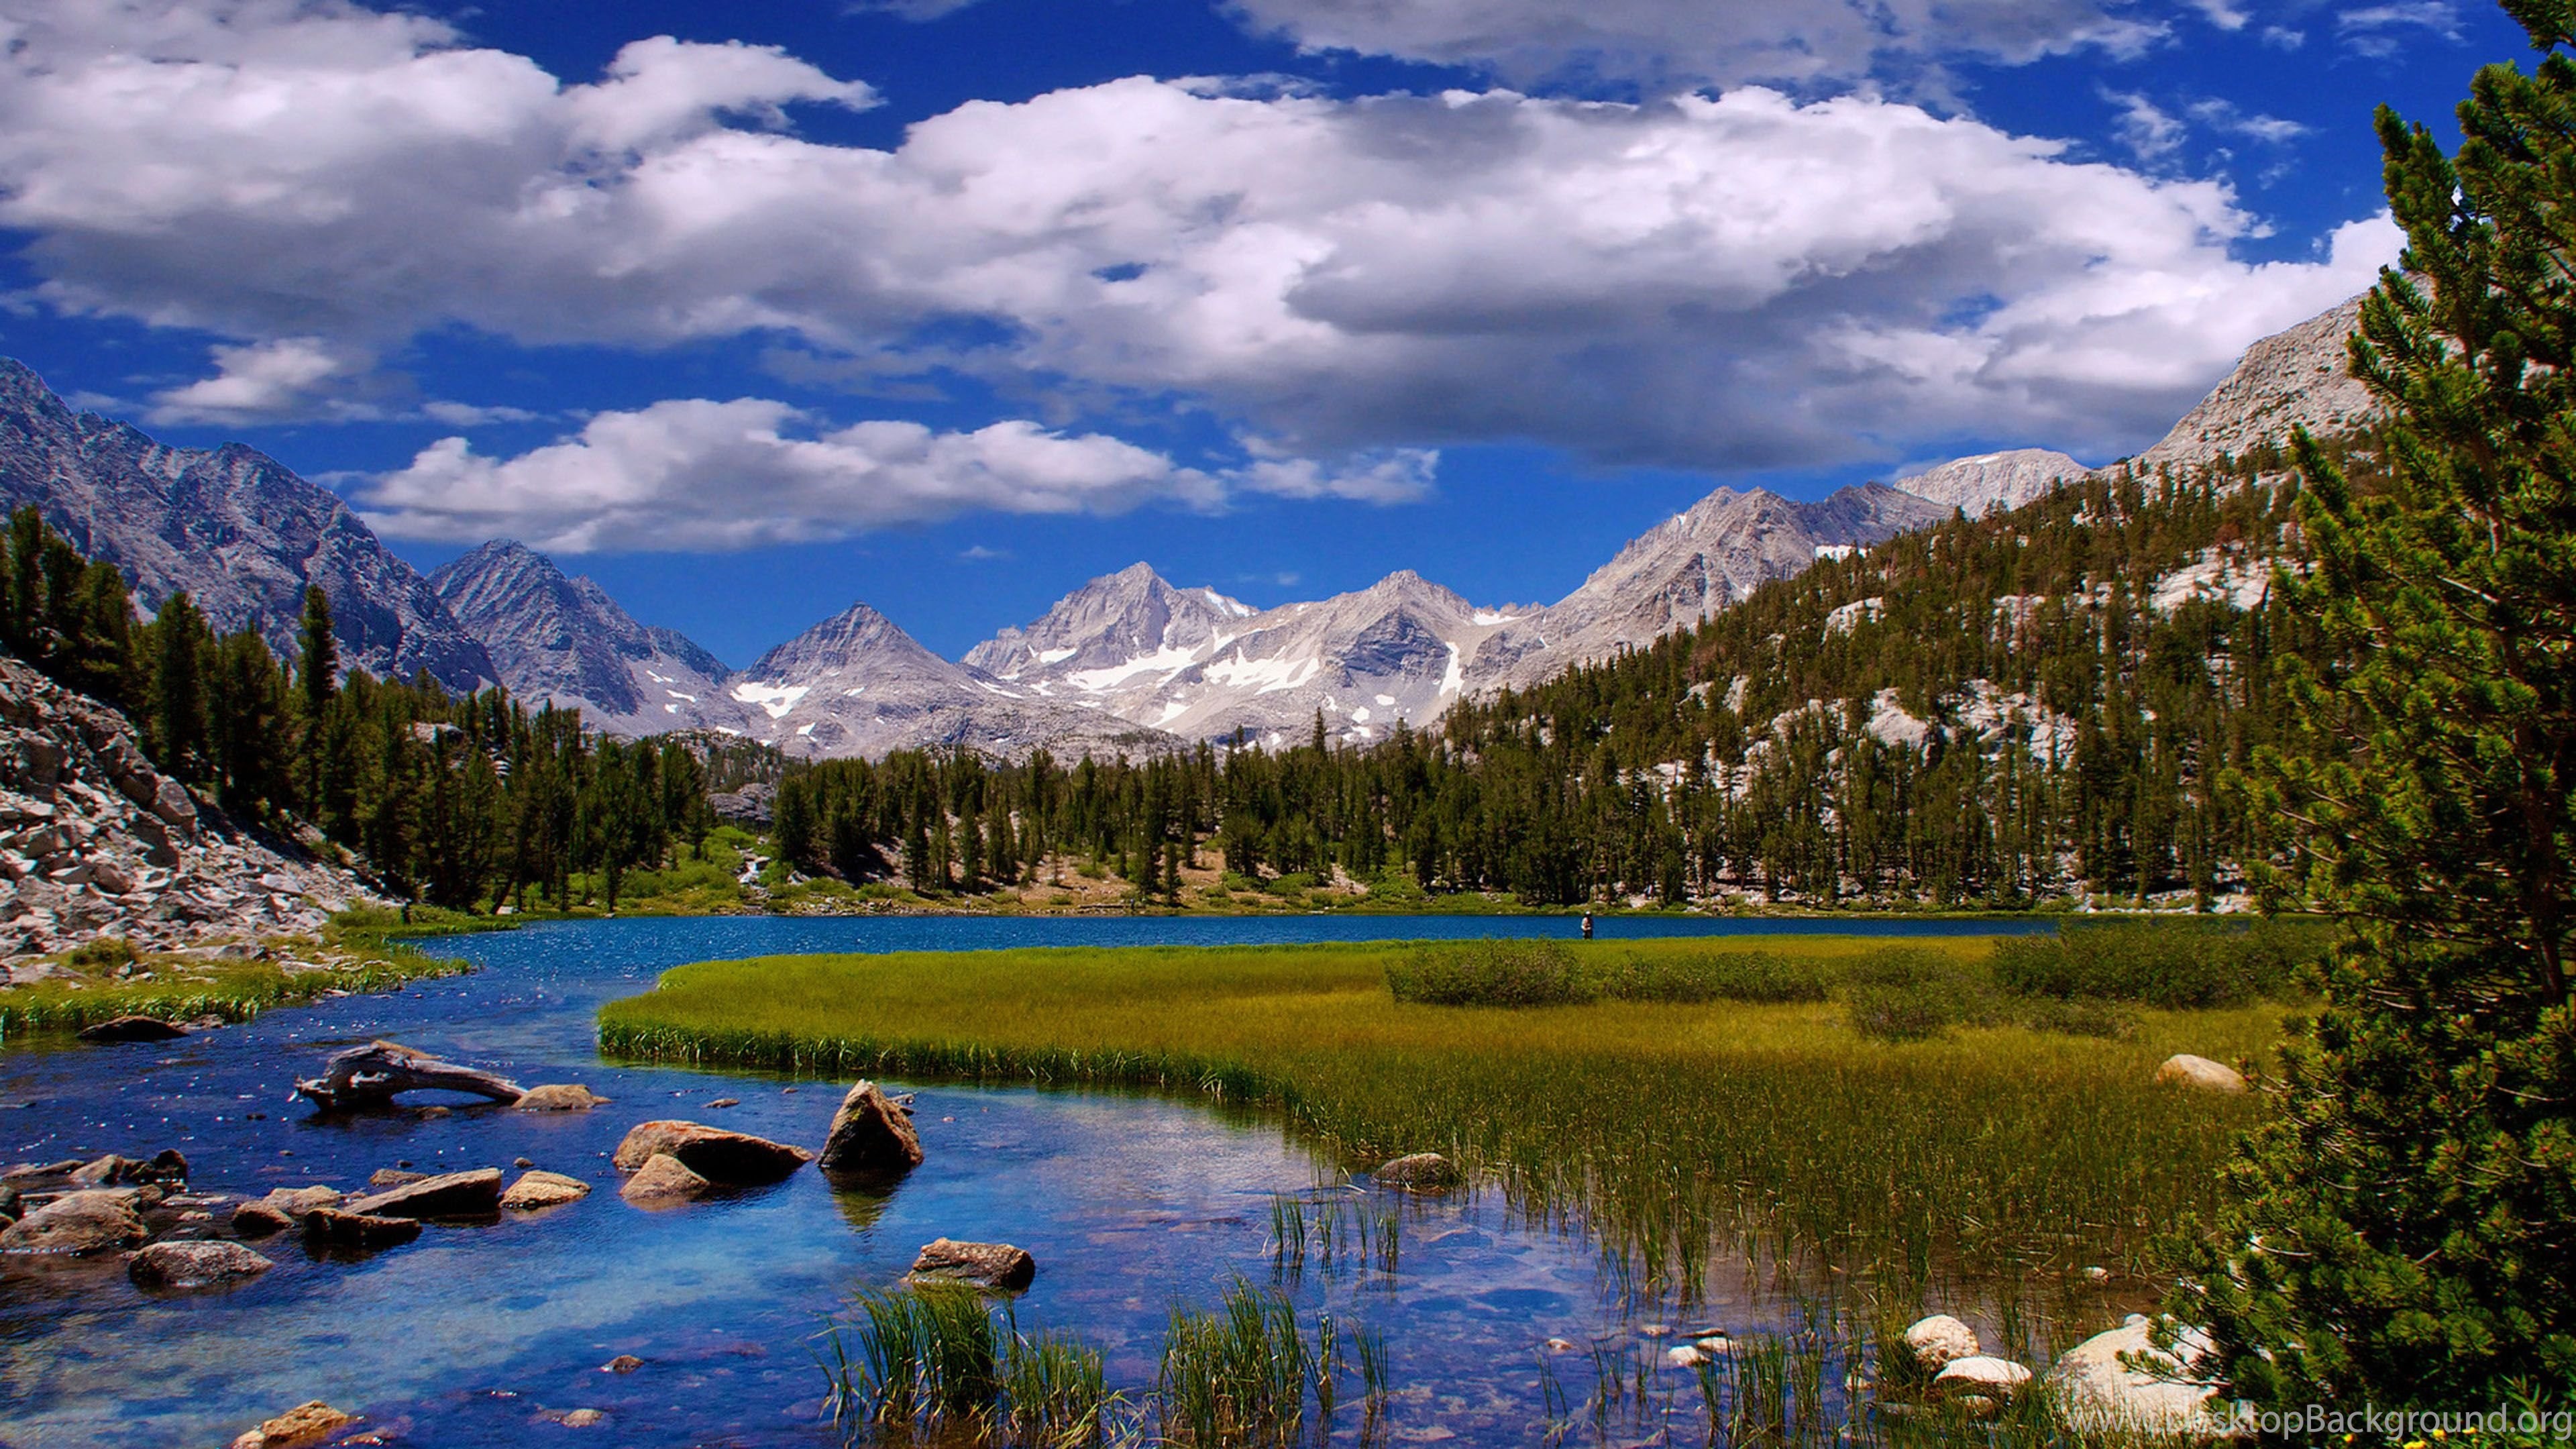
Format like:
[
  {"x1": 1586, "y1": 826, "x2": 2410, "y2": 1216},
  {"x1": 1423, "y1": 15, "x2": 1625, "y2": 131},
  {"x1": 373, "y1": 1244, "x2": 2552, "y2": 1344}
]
[
  {"x1": 0, "y1": 429, "x2": 2358, "y2": 914},
  {"x1": 764, "y1": 437, "x2": 2357, "y2": 911},
  {"x1": 0, "y1": 505, "x2": 717, "y2": 911}
]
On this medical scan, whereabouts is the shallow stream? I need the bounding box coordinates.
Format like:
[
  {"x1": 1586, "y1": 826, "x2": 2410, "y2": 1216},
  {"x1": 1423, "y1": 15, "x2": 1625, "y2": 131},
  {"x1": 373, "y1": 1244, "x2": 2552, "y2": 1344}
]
[{"x1": 0, "y1": 914, "x2": 2046, "y2": 1448}]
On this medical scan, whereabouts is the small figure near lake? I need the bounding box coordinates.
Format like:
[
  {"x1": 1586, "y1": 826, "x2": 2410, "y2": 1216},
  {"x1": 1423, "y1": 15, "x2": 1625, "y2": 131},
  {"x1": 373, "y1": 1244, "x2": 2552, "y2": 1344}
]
[{"x1": 1580, "y1": 912, "x2": 1593, "y2": 941}]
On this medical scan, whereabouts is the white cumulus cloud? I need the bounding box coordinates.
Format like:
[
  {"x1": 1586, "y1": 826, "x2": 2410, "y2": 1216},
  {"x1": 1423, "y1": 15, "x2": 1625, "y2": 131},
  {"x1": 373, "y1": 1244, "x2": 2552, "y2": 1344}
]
[
  {"x1": 0, "y1": 0, "x2": 2398, "y2": 497},
  {"x1": 354, "y1": 398, "x2": 1432, "y2": 551},
  {"x1": 147, "y1": 337, "x2": 381, "y2": 424}
]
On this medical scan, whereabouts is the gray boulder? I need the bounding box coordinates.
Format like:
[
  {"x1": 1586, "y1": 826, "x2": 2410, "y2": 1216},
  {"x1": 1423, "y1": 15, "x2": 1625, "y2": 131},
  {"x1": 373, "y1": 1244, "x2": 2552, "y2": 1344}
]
[
  {"x1": 0, "y1": 1189, "x2": 147, "y2": 1253},
  {"x1": 128, "y1": 1240, "x2": 274, "y2": 1289},
  {"x1": 2045, "y1": 1315, "x2": 2239, "y2": 1436},
  {"x1": 908, "y1": 1237, "x2": 1036, "y2": 1292},
  {"x1": 1374, "y1": 1152, "x2": 1458, "y2": 1191},
  {"x1": 619, "y1": 1152, "x2": 710, "y2": 1207},
  {"x1": 343, "y1": 1167, "x2": 502, "y2": 1219},
  {"x1": 2155, "y1": 1055, "x2": 2248, "y2": 1093},
  {"x1": 611, "y1": 1121, "x2": 812, "y2": 1184},
  {"x1": 818, "y1": 1081, "x2": 923, "y2": 1176},
  {"x1": 515, "y1": 1083, "x2": 609, "y2": 1112}
]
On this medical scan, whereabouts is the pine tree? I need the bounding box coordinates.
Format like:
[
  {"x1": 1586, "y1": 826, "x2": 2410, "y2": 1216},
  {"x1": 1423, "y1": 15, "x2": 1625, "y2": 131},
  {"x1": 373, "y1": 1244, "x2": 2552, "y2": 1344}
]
[
  {"x1": 149, "y1": 590, "x2": 211, "y2": 780},
  {"x1": 297, "y1": 585, "x2": 339, "y2": 822},
  {"x1": 2174, "y1": 3, "x2": 2576, "y2": 1409}
]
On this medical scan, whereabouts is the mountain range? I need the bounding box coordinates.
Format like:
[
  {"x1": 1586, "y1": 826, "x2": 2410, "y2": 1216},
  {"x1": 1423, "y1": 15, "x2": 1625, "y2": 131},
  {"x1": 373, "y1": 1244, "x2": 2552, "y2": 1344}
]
[{"x1": 0, "y1": 292, "x2": 2372, "y2": 759}]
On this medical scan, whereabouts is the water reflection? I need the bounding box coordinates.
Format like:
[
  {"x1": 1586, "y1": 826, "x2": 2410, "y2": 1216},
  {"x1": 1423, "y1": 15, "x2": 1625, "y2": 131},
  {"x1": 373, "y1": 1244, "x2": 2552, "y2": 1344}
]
[{"x1": 0, "y1": 914, "x2": 2047, "y2": 1448}]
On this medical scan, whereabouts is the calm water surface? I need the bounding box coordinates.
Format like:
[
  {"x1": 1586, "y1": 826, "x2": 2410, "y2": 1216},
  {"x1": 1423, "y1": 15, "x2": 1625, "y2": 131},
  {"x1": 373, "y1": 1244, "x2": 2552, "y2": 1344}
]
[{"x1": 0, "y1": 914, "x2": 2045, "y2": 1448}]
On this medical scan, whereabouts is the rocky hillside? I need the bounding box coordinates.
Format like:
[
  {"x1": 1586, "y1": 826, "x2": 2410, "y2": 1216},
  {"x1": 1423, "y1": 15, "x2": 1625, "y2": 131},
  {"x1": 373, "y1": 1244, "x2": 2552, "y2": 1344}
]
[
  {"x1": 0, "y1": 654, "x2": 380, "y2": 959},
  {"x1": 2137, "y1": 293, "x2": 2375, "y2": 473},
  {"x1": 0, "y1": 362, "x2": 494, "y2": 693},
  {"x1": 732, "y1": 602, "x2": 1173, "y2": 760},
  {"x1": 429, "y1": 541, "x2": 744, "y2": 737},
  {"x1": 1469, "y1": 482, "x2": 1953, "y2": 694},
  {"x1": 1894, "y1": 449, "x2": 2090, "y2": 518}
]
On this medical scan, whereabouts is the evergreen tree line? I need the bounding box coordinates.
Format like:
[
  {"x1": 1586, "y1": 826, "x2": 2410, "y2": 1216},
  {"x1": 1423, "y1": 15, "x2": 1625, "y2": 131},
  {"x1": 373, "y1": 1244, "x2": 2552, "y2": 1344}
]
[
  {"x1": 765, "y1": 452, "x2": 2355, "y2": 908},
  {"x1": 0, "y1": 506, "x2": 715, "y2": 912}
]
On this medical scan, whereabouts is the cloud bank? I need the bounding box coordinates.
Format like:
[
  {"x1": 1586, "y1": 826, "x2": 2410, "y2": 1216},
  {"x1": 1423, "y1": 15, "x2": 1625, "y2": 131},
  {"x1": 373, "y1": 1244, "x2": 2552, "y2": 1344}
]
[
  {"x1": 0, "y1": 0, "x2": 2395, "y2": 509},
  {"x1": 356, "y1": 400, "x2": 1436, "y2": 551}
]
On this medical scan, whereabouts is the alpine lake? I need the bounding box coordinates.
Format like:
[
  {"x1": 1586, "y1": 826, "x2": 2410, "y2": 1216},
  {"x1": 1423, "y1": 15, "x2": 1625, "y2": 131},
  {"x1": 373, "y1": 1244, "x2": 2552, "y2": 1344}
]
[{"x1": 0, "y1": 913, "x2": 2099, "y2": 1448}]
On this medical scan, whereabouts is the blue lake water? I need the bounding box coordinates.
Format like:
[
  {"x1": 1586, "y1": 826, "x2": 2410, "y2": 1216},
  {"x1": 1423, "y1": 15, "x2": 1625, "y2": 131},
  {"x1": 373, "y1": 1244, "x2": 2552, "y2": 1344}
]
[{"x1": 0, "y1": 914, "x2": 2051, "y2": 1448}]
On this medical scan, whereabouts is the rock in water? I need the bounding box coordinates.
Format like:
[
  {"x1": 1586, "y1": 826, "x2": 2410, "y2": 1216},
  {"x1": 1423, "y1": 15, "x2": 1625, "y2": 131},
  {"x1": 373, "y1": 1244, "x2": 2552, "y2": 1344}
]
[
  {"x1": 300, "y1": 1208, "x2": 423, "y2": 1250},
  {"x1": 1373, "y1": 1152, "x2": 1458, "y2": 1191},
  {"x1": 515, "y1": 1083, "x2": 609, "y2": 1112},
  {"x1": 231, "y1": 1185, "x2": 341, "y2": 1237},
  {"x1": 2154, "y1": 1054, "x2": 2247, "y2": 1093},
  {"x1": 908, "y1": 1238, "x2": 1036, "y2": 1291},
  {"x1": 610, "y1": 1121, "x2": 812, "y2": 1184},
  {"x1": 619, "y1": 1152, "x2": 710, "y2": 1206},
  {"x1": 2046, "y1": 1315, "x2": 2237, "y2": 1436},
  {"x1": 228, "y1": 1400, "x2": 356, "y2": 1449},
  {"x1": 128, "y1": 1240, "x2": 275, "y2": 1289},
  {"x1": 818, "y1": 1081, "x2": 923, "y2": 1176},
  {"x1": 1932, "y1": 1356, "x2": 2032, "y2": 1401},
  {"x1": 75, "y1": 1014, "x2": 189, "y2": 1043},
  {"x1": 500, "y1": 1170, "x2": 591, "y2": 1210},
  {"x1": 0, "y1": 1189, "x2": 147, "y2": 1253},
  {"x1": 1899, "y1": 1315, "x2": 1981, "y2": 1375},
  {"x1": 342, "y1": 1167, "x2": 502, "y2": 1219}
]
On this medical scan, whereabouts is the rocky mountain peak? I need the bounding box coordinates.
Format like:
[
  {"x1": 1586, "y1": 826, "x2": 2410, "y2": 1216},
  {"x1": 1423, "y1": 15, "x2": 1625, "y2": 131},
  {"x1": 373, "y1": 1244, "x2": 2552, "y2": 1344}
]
[
  {"x1": 429, "y1": 539, "x2": 739, "y2": 737},
  {"x1": 1894, "y1": 449, "x2": 2090, "y2": 517},
  {"x1": 962, "y1": 564, "x2": 1252, "y2": 683}
]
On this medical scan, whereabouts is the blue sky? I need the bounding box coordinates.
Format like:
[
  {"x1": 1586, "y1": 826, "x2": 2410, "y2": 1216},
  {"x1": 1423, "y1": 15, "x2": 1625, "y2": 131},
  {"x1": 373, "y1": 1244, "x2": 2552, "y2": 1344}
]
[{"x1": 0, "y1": 0, "x2": 2536, "y2": 664}]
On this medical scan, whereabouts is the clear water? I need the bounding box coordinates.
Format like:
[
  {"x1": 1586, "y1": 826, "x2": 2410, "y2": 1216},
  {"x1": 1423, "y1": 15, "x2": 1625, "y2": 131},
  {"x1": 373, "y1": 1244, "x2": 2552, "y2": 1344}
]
[{"x1": 0, "y1": 914, "x2": 2047, "y2": 1448}]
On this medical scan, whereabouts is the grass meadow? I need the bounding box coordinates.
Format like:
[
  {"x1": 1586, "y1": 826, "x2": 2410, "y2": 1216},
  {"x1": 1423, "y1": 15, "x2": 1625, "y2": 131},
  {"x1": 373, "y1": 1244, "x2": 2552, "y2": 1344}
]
[
  {"x1": 601, "y1": 934, "x2": 2281, "y2": 1332},
  {"x1": 0, "y1": 906, "x2": 479, "y2": 1041}
]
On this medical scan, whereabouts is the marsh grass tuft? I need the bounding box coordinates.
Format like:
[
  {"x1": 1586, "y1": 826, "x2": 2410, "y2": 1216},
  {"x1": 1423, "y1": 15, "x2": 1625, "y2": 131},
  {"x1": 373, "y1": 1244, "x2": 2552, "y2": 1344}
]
[
  {"x1": 1157, "y1": 1279, "x2": 1366, "y2": 1446},
  {"x1": 819, "y1": 1284, "x2": 1117, "y2": 1448}
]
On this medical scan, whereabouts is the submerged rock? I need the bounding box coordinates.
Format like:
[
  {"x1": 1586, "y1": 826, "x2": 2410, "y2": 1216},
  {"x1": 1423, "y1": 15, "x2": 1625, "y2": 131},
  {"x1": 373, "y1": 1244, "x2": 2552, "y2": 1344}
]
[
  {"x1": 2154, "y1": 1054, "x2": 2247, "y2": 1093},
  {"x1": 301, "y1": 1208, "x2": 423, "y2": 1250},
  {"x1": 612, "y1": 1121, "x2": 811, "y2": 1185},
  {"x1": 229, "y1": 1399, "x2": 356, "y2": 1449},
  {"x1": 818, "y1": 1081, "x2": 922, "y2": 1177},
  {"x1": 343, "y1": 1167, "x2": 502, "y2": 1219},
  {"x1": 619, "y1": 1152, "x2": 710, "y2": 1207},
  {"x1": 67, "y1": 1148, "x2": 187, "y2": 1188},
  {"x1": 1374, "y1": 1152, "x2": 1458, "y2": 1191},
  {"x1": 232, "y1": 1185, "x2": 341, "y2": 1237},
  {"x1": 0, "y1": 1189, "x2": 147, "y2": 1253},
  {"x1": 500, "y1": 1170, "x2": 590, "y2": 1210},
  {"x1": 128, "y1": 1240, "x2": 275, "y2": 1289},
  {"x1": 515, "y1": 1083, "x2": 608, "y2": 1112},
  {"x1": 908, "y1": 1237, "x2": 1036, "y2": 1291},
  {"x1": 1899, "y1": 1315, "x2": 1980, "y2": 1375},
  {"x1": 76, "y1": 1014, "x2": 189, "y2": 1043}
]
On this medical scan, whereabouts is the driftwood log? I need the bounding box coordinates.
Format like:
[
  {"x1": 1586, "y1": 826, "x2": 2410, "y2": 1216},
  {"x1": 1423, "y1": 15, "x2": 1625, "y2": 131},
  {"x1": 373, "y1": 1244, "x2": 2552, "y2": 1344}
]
[{"x1": 292, "y1": 1040, "x2": 525, "y2": 1112}]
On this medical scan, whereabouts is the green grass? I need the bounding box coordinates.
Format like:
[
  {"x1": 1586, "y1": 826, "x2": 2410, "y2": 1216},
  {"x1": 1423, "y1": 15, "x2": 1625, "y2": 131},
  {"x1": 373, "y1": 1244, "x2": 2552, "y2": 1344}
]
[
  {"x1": 602, "y1": 935, "x2": 2278, "y2": 1318},
  {"x1": 0, "y1": 906, "x2": 478, "y2": 1042}
]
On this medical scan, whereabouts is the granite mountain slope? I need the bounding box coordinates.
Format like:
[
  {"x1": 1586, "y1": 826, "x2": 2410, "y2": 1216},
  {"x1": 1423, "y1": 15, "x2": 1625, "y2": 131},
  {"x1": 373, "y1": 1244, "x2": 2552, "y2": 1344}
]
[{"x1": 0, "y1": 361, "x2": 494, "y2": 692}]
